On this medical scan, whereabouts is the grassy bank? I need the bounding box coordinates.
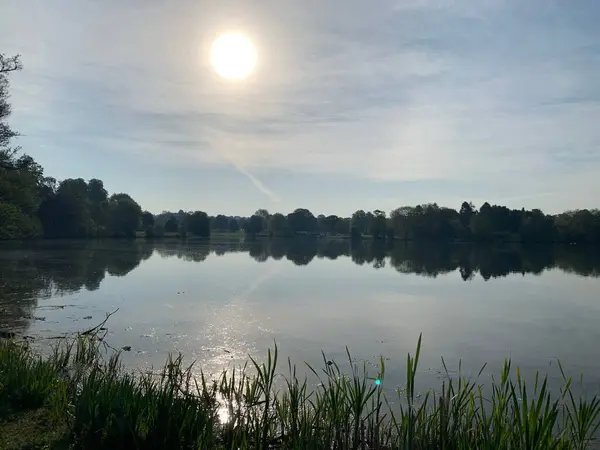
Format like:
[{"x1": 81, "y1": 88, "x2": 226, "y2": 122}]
[{"x1": 1, "y1": 335, "x2": 599, "y2": 449}]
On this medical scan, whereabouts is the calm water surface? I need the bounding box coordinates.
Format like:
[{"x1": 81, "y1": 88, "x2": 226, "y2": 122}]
[{"x1": 1, "y1": 239, "x2": 600, "y2": 394}]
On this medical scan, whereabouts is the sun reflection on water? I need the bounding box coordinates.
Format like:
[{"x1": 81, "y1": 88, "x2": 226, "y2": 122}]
[{"x1": 216, "y1": 398, "x2": 232, "y2": 424}]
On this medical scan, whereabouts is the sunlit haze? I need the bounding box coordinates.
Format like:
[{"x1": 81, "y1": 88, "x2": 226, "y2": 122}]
[
  {"x1": 210, "y1": 32, "x2": 257, "y2": 80},
  {"x1": 1, "y1": 0, "x2": 599, "y2": 215}
]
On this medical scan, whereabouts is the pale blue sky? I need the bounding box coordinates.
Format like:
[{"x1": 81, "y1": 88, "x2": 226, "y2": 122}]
[{"x1": 2, "y1": 0, "x2": 599, "y2": 216}]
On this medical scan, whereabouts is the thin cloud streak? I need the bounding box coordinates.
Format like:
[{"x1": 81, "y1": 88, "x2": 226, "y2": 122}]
[
  {"x1": 229, "y1": 161, "x2": 281, "y2": 204},
  {"x1": 193, "y1": 148, "x2": 282, "y2": 203}
]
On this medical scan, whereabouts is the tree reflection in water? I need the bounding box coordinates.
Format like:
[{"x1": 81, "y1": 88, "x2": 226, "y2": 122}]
[
  {"x1": 1, "y1": 239, "x2": 599, "y2": 334},
  {"x1": 0, "y1": 240, "x2": 154, "y2": 334}
]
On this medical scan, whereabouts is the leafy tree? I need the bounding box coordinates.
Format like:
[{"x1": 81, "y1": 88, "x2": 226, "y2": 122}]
[
  {"x1": 238, "y1": 217, "x2": 248, "y2": 232},
  {"x1": 245, "y1": 214, "x2": 264, "y2": 236},
  {"x1": 0, "y1": 54, "x2": 44, "y2": 238},
  {"x1": 141, "y1": 211, "x2": 155, "y2": 228},
  {"x1": 87, "y1": 178, "x2": 108, "y2": 203},
  {"x1": 390, "y1": 207, "x2": 413, "y2": 240},
  {"x1": 459, "y1": 201, "x2": 476, "y2": 229},
  {"x1": 370, "y1": 210, "x2": 387, "y2": 239},
  {"x1": 213, "y1": 214, "x2": 229, "y2": 231},
  {"x1": 87, "y1": 178, "x2": 108, "y2": 231},
  {"x1": 270, "y1": 213, "x2": 287, "y2": 235},
  {"x1": 322, "y1": 215, "x2": 340, "y2": 234},
  {"x1": 0, "y1": 202, "x2": 38, "y2": 239},
  {"x1": 287, "y1": 208, "x2": 317, "y2": 233},
  {"x1": 0, "y1": 154, "x2": 43, "y2": 238},
  {"x1": 317, "y1": 214, "x2": 326, "y2": 233},
  {"x1": 350, "y1": 225, "x2": 362, "y2": 240},
  {"x1": 519, "y1": 209, "x2": 555, "y2": 242},
  {"x1": 334, "y1": 217, "x2": 351, "y2": 235},
  {"x1": 228, "y1": 217, "x2": 240, "y2": 232},
  {"x1": 1, "y1": 54, "x2": 22, "y2": 149},
  {"x1": 554, "y1": 210, "x2": 600, "y2": 243},
  {"x1": 254, "y1": 209, "x2": 270, "y2": 231},
  {"x1": 40, "y1": 178, "x2": 94, "y2": 238},
  {"x1": 141, "y1": 211, "x2": 155, "y2": 237},
  {"x1": 470, "y1": 211, "x2": 493, "y2": 241},
  {"x1": 255, "y1": 209, "x2": 270, "y2": 219},
  {"x1": 187, "y1": 211, "x2": 210, "y2": 237},
  {"x1": 165, "y1": 215, "x2": 178, "y2": 233},
  {"x1": 107, "y1": 193, "x2": 142, "y2": 238},
  {"x1": 351, "y1": 210, "x2": 369, "y2": 235}
]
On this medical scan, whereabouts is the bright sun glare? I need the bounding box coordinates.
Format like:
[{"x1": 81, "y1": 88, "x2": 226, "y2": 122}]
[{"x1": 210, "y1": 32, "x2": 257, "y2": 80}]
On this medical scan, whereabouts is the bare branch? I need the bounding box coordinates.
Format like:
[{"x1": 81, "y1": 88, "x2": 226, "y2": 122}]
[
  {"x1": 80, "y1": 308, "x2": 119, "y2": 336},
  {"x1": 0, "y1": 54, "x2": 23, "y2": 74}
]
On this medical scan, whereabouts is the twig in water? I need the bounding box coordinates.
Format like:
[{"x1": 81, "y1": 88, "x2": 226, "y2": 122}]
[{"x1": 81, "y1": 308, "x2": 119, "y2": 336}]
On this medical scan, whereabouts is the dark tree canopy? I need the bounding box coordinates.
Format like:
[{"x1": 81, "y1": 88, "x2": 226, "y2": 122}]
[
  {"x1": 270, "y1": 213, "x2": 287, "y2": 235},
  {"x1": 228, "y1": 217, "x2": 240, "y2": 232},
  {"x1": 165, "y1": 216, "x2": 179, "y2": 233},
  {"x1": 0, "y1": 54, "x2": 44, "y2": 239},
  {"x1": 212, "y1": 214, "x2": 229, "y2": 231},
  {"x1": 141, "y1": 211, "x2": 155, "y2": 228},
  {"x1": 370, "y1": 210, "x2": 387, "y2": 240},
  {"x1": 186, "y1": 211, "x2": 210, "y2": 237},
  {"x1": 244, "y1": 215, "x2": 264, "y2": 235},
  {"x1": 107, "y1": 193, "x2": 142, "y2": 238},
  {"x1": 287, "y1": 208, "x2": 317, "y2": 233}
]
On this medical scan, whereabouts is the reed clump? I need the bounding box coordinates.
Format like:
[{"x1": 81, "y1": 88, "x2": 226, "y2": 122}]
[{"x1": 1, "y1": 334, "x2": 599, "y2": 449}]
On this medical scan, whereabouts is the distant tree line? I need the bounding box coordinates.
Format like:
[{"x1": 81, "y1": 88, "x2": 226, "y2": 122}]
[
  {"x1": 1, "y1": 54, "x2": 599, "y2": 243},
  {"x1": 231, "y1": 204, "x2": 600, "y2": 244}
]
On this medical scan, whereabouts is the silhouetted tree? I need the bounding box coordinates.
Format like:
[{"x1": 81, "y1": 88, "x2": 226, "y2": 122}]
[
  {"x1": 50, "y1": 178, "x2": 94, "y2": 238},
  {"x1": 228, "y1": 217, "x2": 240, "y2": 232},
  {"x1": 141, "y1": 211, "x2": 155, "y2": 228},
  {"x1": 351, "y1": 210, "x2": 369, "y2": 236},
  {"x1": 87, "y1": 178, "x2": 108, "y2": 231},
  {"x1": 370, "y1": 210, "x2": 387, "y2": 239},
  {"x1": 186, "y1": 211, "x2": 210, "y2": 237},
  {"x1": 244, "y1": 214, "x2": 263, "y2": 236},
  {"x1": 0, "y1": 54, "x2": 46, "y2": 239},
  {"x1": 321, "y1": 215, "x2": 340, "y2": 234},
  {"x1": 459, "y1": 201, "x2": 476, "y2": 228},
  {"x1": 212, "y1": 214, "x2": 229, "y2": 231},
  {"x1": 270, "y1": 213, "x2": 287, "y2": 235},
  {"x1": 107, "y1": 193, "x2": 142, "y2": 238},
  {"x1": 334, "y1": 217, "x2": 351, "y2": 235},
  {"x1": 287, "y1": 208, "x2": 317, "y2": 233},
  {"x1": 165, "y1": 215, "x2": 178, "y2": 233}
]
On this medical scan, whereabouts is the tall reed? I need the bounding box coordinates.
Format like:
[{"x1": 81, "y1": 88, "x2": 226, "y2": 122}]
[{"x1": 1, "y1": 333, "x2": 598, "y2": 449}]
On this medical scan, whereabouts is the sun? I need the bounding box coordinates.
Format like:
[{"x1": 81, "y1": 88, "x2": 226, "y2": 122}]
[{"x1": 210, "y1": 32, "x2": 257, "y2": 80}]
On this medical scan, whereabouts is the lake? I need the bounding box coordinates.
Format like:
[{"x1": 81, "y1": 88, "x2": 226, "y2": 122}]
[{"x1": 1, "y1": 239, "x2": 600, "y2": 395}]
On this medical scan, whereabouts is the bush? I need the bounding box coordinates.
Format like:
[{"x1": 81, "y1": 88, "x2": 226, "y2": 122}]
[{"x1": 0, "y1": 202, "x2": 40, "y2": 239}]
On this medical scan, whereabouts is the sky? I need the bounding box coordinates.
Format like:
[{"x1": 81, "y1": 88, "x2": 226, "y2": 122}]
[{"x1": 1, "y1": 0, "x2": 599, "y2": 216}]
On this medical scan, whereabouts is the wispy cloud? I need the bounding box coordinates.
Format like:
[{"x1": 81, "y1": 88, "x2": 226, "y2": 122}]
[{"x1": 205, "y1": 149, "x2": 281, "y2": 203}]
